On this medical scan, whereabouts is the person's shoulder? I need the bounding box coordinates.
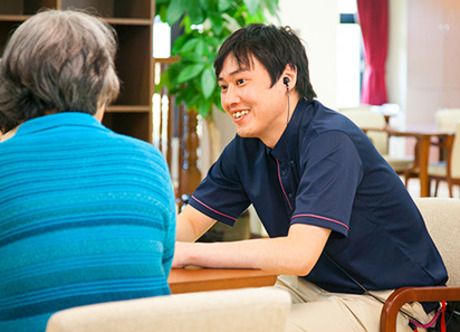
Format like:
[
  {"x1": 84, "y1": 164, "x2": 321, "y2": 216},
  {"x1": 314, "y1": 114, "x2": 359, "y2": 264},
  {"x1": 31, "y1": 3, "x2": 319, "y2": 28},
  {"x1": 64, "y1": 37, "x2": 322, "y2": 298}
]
[
  {"x1": 105, "y1": 130, "x2": 155, "y2": 150},
  {"x1": 299, "y1": 100, "x2": 357, "y2": 142},
  {"x1": 103, "y1": 131, "x2": 167, "y2": 166}
]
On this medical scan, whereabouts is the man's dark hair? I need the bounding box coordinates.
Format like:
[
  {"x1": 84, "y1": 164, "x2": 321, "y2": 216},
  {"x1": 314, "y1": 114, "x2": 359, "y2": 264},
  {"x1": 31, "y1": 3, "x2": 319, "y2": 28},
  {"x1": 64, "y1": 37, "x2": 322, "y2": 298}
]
[{"x1": 214, "y1": 24, "x2": 316, "y2": 101}]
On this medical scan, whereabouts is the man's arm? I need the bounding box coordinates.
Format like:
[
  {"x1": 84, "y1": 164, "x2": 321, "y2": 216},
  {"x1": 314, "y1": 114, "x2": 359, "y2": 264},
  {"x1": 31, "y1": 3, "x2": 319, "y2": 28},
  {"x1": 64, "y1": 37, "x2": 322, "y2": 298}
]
[
  {"x1": 176, "y1": 204, "x2": 217, "y2": 242},
  {"x1": 174, "y1": 206, "x2": 331, "y2": 276}
]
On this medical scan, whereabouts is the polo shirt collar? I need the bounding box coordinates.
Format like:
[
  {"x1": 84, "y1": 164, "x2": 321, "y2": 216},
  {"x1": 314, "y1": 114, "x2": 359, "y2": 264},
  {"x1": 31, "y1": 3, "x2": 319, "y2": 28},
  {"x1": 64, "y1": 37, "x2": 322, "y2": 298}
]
[
  {"x1": 15, "y1": 112, "x2": 104, "y2": 137},
  {"x1": 269, "y1": 98, "x2": 313, "y2": 161}
]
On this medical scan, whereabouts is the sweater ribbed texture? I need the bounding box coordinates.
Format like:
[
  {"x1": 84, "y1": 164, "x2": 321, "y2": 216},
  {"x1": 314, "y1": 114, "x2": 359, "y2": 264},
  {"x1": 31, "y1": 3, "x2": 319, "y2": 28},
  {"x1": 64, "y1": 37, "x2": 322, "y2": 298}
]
[{"x1": 0, "y1": 113, "x2": 176, "y2": 332}]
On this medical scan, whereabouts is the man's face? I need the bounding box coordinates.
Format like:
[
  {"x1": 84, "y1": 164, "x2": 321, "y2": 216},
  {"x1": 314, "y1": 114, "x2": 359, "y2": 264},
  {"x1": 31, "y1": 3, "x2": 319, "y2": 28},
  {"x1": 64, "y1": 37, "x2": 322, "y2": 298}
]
[{"x1": 217, "y1": 54, "x2": 288, "y2": 147}]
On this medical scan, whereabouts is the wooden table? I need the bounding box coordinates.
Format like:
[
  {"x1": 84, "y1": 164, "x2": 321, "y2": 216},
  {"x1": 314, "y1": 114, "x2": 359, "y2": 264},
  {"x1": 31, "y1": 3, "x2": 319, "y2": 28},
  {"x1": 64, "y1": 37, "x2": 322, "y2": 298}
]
[
  {"x1": 168, "y1": 268, "x2": 278, "y2": 294},
  {"x1": 383, "y1": 125, "x2": 453, "y2": 197}
]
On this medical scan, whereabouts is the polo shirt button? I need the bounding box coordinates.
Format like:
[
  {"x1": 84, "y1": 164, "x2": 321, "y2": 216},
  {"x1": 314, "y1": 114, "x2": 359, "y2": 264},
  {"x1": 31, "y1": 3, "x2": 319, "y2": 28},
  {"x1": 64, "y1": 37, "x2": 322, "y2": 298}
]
[
  {"x1": 288, "y1": 193, "x2": 293, "y2": 198},
  {"x1": 281, "y1": 169, "x2": 287, "y2": 176}
]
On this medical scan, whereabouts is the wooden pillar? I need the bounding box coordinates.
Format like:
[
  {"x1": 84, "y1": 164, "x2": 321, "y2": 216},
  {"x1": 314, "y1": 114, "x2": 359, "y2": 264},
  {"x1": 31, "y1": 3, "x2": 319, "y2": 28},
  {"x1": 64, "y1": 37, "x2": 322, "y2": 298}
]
[{"x1": 178, "y1": 107, "x2": 202, "y2": 202}]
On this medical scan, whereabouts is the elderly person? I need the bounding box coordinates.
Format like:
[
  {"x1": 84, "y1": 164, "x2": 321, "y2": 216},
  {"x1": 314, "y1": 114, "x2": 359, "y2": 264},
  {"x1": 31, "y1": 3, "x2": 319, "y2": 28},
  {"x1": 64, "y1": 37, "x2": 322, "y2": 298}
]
[{"x1": 0, "y1": 10, "x2": 175, "y2": 332}]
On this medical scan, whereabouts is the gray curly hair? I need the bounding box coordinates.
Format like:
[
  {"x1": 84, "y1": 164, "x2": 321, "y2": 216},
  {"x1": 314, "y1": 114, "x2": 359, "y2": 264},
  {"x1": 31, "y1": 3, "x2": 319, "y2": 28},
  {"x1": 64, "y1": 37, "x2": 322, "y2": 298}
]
[{"x1": 0, "y1": 10, "x2": 120, "y2": 132}]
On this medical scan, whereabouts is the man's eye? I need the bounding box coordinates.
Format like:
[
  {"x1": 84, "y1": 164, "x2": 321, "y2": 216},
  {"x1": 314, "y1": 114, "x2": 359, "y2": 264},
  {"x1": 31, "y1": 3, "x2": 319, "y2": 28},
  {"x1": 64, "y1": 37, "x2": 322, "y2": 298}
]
[
  {"x1": 236, "y1": 79, "x2": 245, "y2": 85},
  {"x1": 219, "y1": 85, "x2": 228, "y2": 91}
]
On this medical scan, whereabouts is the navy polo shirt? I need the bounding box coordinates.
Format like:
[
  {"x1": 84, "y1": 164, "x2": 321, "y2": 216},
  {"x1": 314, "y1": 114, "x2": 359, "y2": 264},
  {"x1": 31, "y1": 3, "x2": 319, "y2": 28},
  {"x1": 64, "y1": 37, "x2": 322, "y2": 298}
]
[{"x1": 190, "y1": 98, "x2": 447, "y2": 294}]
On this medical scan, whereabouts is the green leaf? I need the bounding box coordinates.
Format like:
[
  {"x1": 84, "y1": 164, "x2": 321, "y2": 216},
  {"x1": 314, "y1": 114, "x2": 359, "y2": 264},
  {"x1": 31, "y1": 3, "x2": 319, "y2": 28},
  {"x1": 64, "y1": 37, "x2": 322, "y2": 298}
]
[
  {"x1": 180, "y1": 38, "x2": 202, "y2": 54},
  {"x1": 264, "y1": 0, "x2": 279, "y2": 16},
  {"x1": 166, "y1": 0, "x2": 187, "y2": 25},
  {"x1": 177, "y1": 63, "x2": 205, "y2": 83},
  {"x1": 201, "y1": 66, "x2": 216, "y2": 99},
  {"x1": 209, "y1": 14, "x2": 223, "y2": 35},
  {"x1": 218, "y1": 0, "x2": 233, "y2": 12},
  {"x1": 188, "y1": 0, "x2": 204, "y2": 24},
  {"x1": 198, "y1": 98, "x2": 212, "y2": 118},
  {"x1": 244, "y1": 0, "x2": 261, "y2": 15}
]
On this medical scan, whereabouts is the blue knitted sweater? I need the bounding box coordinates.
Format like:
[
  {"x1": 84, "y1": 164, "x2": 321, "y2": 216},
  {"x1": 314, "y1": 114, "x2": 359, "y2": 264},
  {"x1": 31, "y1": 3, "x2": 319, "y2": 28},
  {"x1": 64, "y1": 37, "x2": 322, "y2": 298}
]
[{"x1": 0, "y1": 113, "x2": 176, "y2": 332}]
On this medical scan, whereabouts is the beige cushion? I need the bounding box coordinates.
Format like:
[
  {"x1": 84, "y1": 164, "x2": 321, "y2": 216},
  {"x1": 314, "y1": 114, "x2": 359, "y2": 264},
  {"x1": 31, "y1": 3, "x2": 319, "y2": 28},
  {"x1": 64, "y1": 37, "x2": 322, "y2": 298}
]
[
  {"x1": 415, "y1": 198, "x2": 460, "y2": 286},
  {"x1": 383, "y1": 155, "x2": 413, "y2": 173},
  {"x1": 451, "y1": 123, "x2": 460, "y2": 178},
  {"x1": 46, "y1": 287, "x2": 291, "y2": 332},
  {"x1": 425, "y1": 123, "x2": 460, "y2": 179},
  {"x1": 428, "y1": 162, "x2": 447, "y2": 177},
  {"x1": 435, "y1": 108, "x2": 460, "y2": 132}
]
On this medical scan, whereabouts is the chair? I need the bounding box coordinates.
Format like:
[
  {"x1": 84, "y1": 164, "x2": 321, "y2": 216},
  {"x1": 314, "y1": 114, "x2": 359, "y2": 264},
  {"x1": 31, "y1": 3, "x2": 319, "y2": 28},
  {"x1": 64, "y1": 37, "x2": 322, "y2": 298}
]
[
  {"x1": 339, "y1": 107, "x2": 414, "y2": 173},
  {"x1": 428, "y1": 123, "x2": 460, "y2": 197},
  {"x1": 380, "y1": 197, "x2": 460, "y2": 332},
  {"x1": 404, "y1": 109, "x2": 460, "y2": 195},
  {"x1": 435, "y1": 108, "x2": 460, "y2": 132},
  {"x1": 46, "y1": 287, "x2": 291, "y2": 332}
]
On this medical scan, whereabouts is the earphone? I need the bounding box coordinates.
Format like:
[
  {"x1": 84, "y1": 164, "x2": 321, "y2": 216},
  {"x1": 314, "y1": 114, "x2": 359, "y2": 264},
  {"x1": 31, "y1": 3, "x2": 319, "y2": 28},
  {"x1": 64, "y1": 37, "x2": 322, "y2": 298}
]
[
  {"x1": 283, "y1": 77, "x2": 290, "y2": 88},
  {"x1": 283, "y1": 77, "x2": 290, "y2": 124}
]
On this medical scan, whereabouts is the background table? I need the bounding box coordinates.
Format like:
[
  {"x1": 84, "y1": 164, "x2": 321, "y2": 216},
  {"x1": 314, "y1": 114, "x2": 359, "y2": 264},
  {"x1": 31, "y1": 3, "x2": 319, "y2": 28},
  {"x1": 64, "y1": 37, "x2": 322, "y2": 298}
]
[{"x1": 384, "y1": 125, "x2": 453, "y2": 197}]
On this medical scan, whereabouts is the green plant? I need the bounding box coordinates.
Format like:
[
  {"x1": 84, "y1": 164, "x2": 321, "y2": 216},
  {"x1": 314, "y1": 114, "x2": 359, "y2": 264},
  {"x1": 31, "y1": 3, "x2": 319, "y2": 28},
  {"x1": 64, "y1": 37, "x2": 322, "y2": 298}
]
[{"x1": 156, "y1": 0, "x2": 279, "y2": 118}]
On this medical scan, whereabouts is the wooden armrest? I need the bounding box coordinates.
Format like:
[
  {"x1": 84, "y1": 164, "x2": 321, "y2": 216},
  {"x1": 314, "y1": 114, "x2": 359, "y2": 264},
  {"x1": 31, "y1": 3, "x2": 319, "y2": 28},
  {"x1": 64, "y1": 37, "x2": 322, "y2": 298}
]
[{"x1": 380, "y1": 286, "x2": 460, "y2": 332}]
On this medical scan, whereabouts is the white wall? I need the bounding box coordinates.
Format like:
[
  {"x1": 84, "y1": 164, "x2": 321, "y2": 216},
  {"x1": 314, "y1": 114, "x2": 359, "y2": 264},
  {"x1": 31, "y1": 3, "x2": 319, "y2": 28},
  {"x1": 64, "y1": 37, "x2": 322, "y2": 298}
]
[
  {"x1": 387, "y1": 0, "x2": 407, "y2": 117},
  {"x1": 276, "y1": 0, "x2": 338, "y2": 108},
  {"x1": 386, "y1": 0, "x2": 408, "y2": 156}
]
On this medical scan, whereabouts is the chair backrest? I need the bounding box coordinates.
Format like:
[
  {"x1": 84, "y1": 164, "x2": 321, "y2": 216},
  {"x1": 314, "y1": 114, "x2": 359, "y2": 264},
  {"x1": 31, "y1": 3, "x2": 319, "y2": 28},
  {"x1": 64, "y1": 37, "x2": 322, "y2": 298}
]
[
  {"x1": 340, "y1": 108, "x2": 388, "y2": 155},
  {"x1": 450, "y1": 123, "x2": 460, "y2": 178},
  {"x1": 46, "y1": 287, "x2": 291, "y2": 332},
  {"x1": 435, "y1": 108, "x2": 460, "y2": 132},
  {"x1": 415, "y1": 198, "x2": 460, "y2": 286}
]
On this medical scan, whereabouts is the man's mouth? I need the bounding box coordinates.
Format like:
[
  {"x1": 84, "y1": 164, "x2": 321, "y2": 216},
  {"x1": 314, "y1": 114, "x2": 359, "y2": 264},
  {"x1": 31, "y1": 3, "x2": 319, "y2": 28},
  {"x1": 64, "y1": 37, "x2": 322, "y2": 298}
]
[{"x1": 232, "y1": 110, "x2": 249, "y2": 120}]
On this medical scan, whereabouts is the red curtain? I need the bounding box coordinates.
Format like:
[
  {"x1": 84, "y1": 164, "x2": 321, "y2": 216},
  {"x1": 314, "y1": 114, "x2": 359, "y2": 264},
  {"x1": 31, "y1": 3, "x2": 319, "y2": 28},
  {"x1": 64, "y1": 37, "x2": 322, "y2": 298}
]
[{"x1": 357, "y1": 0, "x2": 389, "y2": 105}]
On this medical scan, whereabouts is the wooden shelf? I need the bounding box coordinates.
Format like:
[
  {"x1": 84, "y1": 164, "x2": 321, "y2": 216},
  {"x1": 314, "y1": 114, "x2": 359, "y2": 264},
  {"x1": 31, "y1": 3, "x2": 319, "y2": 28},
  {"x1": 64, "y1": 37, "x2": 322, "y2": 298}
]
[
  {"x1": 107, "y1": 105, "x2": 151, "y2": 113},
  {"x1": 105, "y1": 18, "x2": 152, "y2": 26},
  {"x1": 0, "y1": 0, "x2": 155, "y2": 143},
  {"x1": 0, "y1": 15, "x2": 29, "y2": 22}
]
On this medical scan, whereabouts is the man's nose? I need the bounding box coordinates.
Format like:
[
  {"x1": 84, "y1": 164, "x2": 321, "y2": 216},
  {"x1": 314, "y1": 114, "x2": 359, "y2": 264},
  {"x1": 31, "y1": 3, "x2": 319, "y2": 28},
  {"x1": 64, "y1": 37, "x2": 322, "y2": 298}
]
[{"x1": 223, "y1": 85, "x2": 240, "y2": 108}]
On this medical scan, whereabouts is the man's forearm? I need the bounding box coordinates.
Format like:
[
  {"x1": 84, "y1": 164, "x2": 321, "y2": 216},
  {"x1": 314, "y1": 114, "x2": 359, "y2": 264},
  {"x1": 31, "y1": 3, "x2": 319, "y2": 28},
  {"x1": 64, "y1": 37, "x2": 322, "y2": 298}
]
[{"x1": 174, "y1": 224, "x2": 331, "y2": 276}]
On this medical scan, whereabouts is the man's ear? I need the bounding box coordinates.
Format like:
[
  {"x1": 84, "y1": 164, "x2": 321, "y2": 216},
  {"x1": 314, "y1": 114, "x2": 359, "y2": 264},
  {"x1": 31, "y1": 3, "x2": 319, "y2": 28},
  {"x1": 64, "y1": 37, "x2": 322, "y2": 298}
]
[{"x1": 281, "y1": 64, "x2": 297, "y2": 90}]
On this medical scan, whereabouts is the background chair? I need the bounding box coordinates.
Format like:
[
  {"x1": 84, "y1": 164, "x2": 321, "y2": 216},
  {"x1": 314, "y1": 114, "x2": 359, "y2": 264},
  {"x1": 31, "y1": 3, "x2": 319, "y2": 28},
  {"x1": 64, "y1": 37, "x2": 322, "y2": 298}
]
[
  {"x1": 339, "y1": 107, "x2": 414, "y2": 174},
  {"x1": 46, "y1": 287, "x2": 291, "y2": 332},
  {"x1": 380, "y1": 197, "x2": 460, "y2": 332},
  {"x1": 429, "y1": 123, "x2": 460, "y2": 197},
  {"x1": 435, "y1": 108, "x2": 460, "y2": 132},
  {"x1": 404, "y1": 109, "x2": 460, "y2": 194}
]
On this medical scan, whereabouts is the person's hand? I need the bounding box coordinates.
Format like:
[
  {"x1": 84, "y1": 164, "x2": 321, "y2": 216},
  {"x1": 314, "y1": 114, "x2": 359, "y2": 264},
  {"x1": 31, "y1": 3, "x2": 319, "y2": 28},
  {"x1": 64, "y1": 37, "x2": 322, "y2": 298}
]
[{"x1": 172, "y1": 241, "x2": 190, "y2": 268}]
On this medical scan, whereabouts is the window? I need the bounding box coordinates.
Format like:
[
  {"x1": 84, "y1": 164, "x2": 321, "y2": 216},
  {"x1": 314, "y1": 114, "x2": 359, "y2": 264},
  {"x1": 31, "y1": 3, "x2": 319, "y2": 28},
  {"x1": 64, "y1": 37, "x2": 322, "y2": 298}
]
[{"x1": 337, "y1": 0, "x2": 363, "y2": 108}]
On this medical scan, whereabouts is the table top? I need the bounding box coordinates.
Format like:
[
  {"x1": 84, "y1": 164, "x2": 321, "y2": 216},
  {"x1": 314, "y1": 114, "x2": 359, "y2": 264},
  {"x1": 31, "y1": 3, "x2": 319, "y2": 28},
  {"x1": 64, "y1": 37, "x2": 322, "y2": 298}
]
[
  {"x1": 363, "y1": 124, "x2": 453, "y2": 137},
  {"x1": 168, "y1": 268, "x2": 278, "y2": 294},
  {"x1": 385, "y1": 124, "x2": 453, "y2": 137}
]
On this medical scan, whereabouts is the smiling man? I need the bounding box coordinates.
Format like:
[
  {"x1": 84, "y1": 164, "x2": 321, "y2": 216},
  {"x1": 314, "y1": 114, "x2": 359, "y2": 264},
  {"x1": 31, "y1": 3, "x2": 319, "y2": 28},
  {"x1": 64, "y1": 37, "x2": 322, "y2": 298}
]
[{"x1": 173, "y1": 24, "x2": 447, "y2": 332}]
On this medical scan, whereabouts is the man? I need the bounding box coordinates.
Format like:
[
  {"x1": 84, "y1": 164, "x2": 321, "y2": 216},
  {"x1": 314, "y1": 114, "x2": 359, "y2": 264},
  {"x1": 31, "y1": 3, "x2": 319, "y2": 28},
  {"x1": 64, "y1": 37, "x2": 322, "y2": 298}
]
[{"x1": 174, "y1": 24, "x2": 447, "y2": 331}]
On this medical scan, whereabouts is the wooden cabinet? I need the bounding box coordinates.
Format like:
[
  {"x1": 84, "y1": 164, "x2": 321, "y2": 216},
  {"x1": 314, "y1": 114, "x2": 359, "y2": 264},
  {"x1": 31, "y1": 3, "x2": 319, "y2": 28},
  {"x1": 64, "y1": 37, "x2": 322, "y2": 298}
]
[
  {"x1": 406, "y1": 0, "x2": 460, "y2": 125},
  {"x1": 0, "y1": 0, "x2": 155, "y2": 142}
]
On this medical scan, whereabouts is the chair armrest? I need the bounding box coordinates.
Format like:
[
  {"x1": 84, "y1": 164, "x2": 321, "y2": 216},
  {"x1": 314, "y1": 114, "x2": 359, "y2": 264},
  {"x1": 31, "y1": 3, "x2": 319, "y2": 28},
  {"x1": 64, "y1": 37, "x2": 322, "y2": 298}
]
[{"x1": 380, "y1": 286, "x2": 460, "y2": 332}]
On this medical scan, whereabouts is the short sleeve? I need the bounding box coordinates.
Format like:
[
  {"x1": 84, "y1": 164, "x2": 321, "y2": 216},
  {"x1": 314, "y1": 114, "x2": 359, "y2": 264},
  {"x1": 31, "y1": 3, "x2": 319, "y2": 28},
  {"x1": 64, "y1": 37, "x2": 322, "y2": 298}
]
[
  {"x1": 189, "y1": 141, "x2": 250, "y2": 226},
  {"x1": 291, "y1": 131, "x2": 363, "y2": 236}
]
